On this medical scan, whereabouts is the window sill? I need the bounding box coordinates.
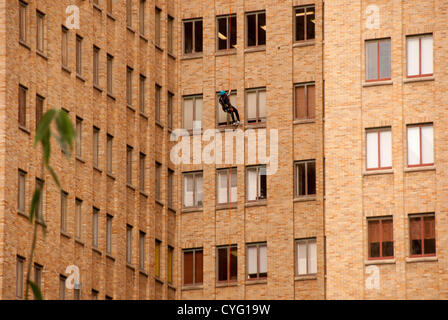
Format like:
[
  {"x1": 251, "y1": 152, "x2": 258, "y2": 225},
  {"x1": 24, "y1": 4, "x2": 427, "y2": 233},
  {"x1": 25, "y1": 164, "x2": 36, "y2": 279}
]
[
  {"x1": 244, "y1": 46, "x2": 266, "y2": 53},
  {"x1": 245, "y1": 279, "x2": 267, "y2": 286},
  {"x1": 18, "y1": 126, "x2": 30, "y2": 135},
  {"x1": 60, "y1": 231, "x2": 71, "y2": 239},
  {"x1": 363, "y1": 169, "x2": 394, "y2": 176},
  {"x1": 404, "y1": 166, "x2": 435, "y2": 173},
  {"x1": 75, "y1": 239, "x2": 85, "y2": 246},
  {"x1": 107, "y1": 92, "x2": 116, "y2": 101},
  {"x1": 155, "y1": 120, "x2": 164, "y2": 129},
  {"x1": 126, "y1": 184, "x2": 136, "y2": 191},
  {"x1": 181, "y1": 207, "x2": 203, "y2": 214},
  {"x1": 216, "y1": 49, "x2": 237, "y2": 57},
  {"x1": 403, "y1": 76, "x2": 435, "y2": 84},
  {"x1": 293, "y1": 196, "x2": 316, "y2": 203},
  {"x1": 406, "y1": 256, "x2": 437, "y2": 263},
  {"x1": 293, "y1": 119, "x2": 315, "y2": 125},
  {"x1": 294, "y1": 275, "x2": 317, "y2": 281},
  {"x1": 36, "y1": 51, "x2": 48, "y2": 60},
  {"x1": 106, "y1": 13, "x2": 116, "y2": 21},
  {"x1": 93, "y1": 166, "x2": 102, "y2": 174},
  {"x1": 126, "y1": 264, "x2": 135, "y2": 271},
  {"x1": 362, "y1": 80, "x2": 393, "y2": 87},
  {"x1": 76, "y1": 156, "x2": 86, "y2": 164},
  {"x1": 182, "y1": 285, "x2": 203, "y2": 291},
  {"x1": 126, "y1": 26, "x2": 136, "y2": 34},
  {"x1": 61, "y1": 65, "x2": 72, "y2": 74},
  {"x1": 365, "y1": 259, "x2": 395, "y2": 266},
  {"x1": 181, "y1": 53, "x2": 203, "y2": 61},
  {"x1": 168, "y1": 207, "x2": 177, "y2": 214},
  {"x1": 155, "y1": 199, "x2": 164, "y2": 207},
  {"x1": 93, "y1": 84, "x2": 103, "y2": 93},
  {"x1": 168, "y1": 284, "x2": 176, "y2": 290},
  {"x1": 216, "y1": 203, "x2": 237, "y2": 211},
  {"x1": 127, "y1": 104, "x2": 136, "y2": 112},
  {"x1": 140, "y1": 191, "x2": 148, "y2": 198},
  {"x1": 155, "y1": 277, "x2": 164, "y2": 284},
  {"x1": 92, "y1": 247, "x2": 102, "y2": 255},
  {"x1": 293, "y1": 41, "x2": 315, "y2": 48},
  {"x1": 17, "y1": 211, "x2": 29, "y2": 219},
  {"x1": 155, "y1": 44, "x2": 164, "y2": 52},
  {"x1": 76, "y1": 74, "x2": 86, "y2": 82},
  {"x1": 245, "y1": 122, "x2": 266, "y2": 130},
  {"x1": 93, "y1": 3, "x2": 102, "y2": 12},
  {"x1": 106, "y1": 253, "x2": 115, "y2": 261},
  {"x1": 19, "y1": 40, "x2": 31, "y2": 50},
  {"x1": 216, "y1": 282, "x2": 238, "y2": 288},
  {"x1": 106, "y1": 172, "x2": 116, "y2": 180},
  {"x1": 139, "y1": 269, "x2": 149, "y2": 277},
  {"x1": 139, "y1": 112, "x2": 149, "y2": 119},
  {"x1": 168, "y1": 52, "x2": 176, "y2": 60},
  {"x1": 245, "y1": 200, "x2": 267, "y2": 208},
  {"x1": 139, "y1": 34, "x2": 148, "y2": 42}
]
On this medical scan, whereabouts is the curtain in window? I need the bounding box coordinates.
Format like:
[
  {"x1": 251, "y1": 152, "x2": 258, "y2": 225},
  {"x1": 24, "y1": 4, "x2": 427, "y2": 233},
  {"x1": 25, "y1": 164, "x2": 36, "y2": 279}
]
[
  {"x1": 217, "y1": 171, "x2": 228, "y2": 204},
  {"x1": 195, "y1": 174, "x2": 203, "y2": 206},
  {"x1": 407, "y1": 37, "x2": 420, "y2": 76},
  {"x1": 247, "y1": 169, "x2": 257, "y2": 201},
  {"x1": 307, "y1": 85, "x2": 315, "y2": 119},
  {"x1": 297, "y1": 242, "x2": 307, "y2": 275},
  {"x1": 410, "y1": 218, "x2": 421, "y2": 240},
  {"x1": 382, "y1": 220, "x2": 393, "y2": 242},
  {"x1": 379, "y1": 40, "x2": 391, "y2": 79},
  {"x1": 247, "y1": 247, "x2": 257, "y2": 276},
  {"x1": 259, "y1": 245, "x2": 267, "y2": 275},
  {"x1": 421, "y1": 36, "x2": 433, "y2": 75},
  {"x1": 366, "y1": 132, "x2": 378, "y2": 169},
  {"x1": 258, "y1": 90, "x2": 266, "y2": 119},
  {"x1": 230, "y1": 170, "x2": 237, "y2": 203},
  {"x1": 183, "y1": 99, "x2": 193, "y2": 130},
  {"x1": 194, "y1": 98, "x2": 203, "y2": 130},
  {"x1": 380, "y1": 130, "x2": 392, "y2": 167},
  {"x1": 421, "y1": 125, "x2": 434, "y2": 164},
  {"x1": 195, "y1": 250, "x2": 203, "y2": 284},
  {"x1": 407, "y1": 127, "x2": 420, "y2": 165},
  {"x1": 295, "y1": 86, "x2": 306, "y2": 119},
  {"x1": 247, "y1": 92, "x2": 257, "y2": 121},
  {"x1": 308, "y1": 241, "x2": 317, "y2": 274},
  {"x1": 366, "y1": 41, "x2": 378, "y2": 80},
  {"x1": 424, "y1": 216, "x2": 435, "y2": 239},
  {"x1": 184, "y1": 175, "x2": 194, "y2": 207},
  {"x1": 368, "y1": 220, "x2": 380, "y2": 243}
]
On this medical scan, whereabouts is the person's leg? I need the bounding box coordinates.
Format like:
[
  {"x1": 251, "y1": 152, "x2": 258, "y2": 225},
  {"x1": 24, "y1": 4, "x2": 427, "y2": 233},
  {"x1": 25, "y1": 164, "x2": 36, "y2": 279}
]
[
  {"x1": 229, "y1": 109, "x2": 236, "y2": 123},
  {"x1": 233, "y1": 107, "x2": 240, "y2": 122}
]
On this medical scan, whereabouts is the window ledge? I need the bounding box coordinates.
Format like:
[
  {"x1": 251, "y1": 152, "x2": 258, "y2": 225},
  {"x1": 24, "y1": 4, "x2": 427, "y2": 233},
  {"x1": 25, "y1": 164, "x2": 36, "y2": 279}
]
[
  {"x1": 93, "y1": 84, "x2": 103, "y2": 93},
  {"x1": 127, "y1": 104, "x2": 136, "y2": 112},
  {"x1": 406, "y1": 256, "x2": 437, "y2": 263},
  {"x1": 293, "y1": 41, "x2": 315, "y2": 48},
  {"x1": 363, "y1": 169, "x2": 394, "y2": 176},
  {"x1": 181, "y1": 207, "x2": 203, "y2": 214},
  {"x1": 293, "y1": 119, "x2": 315, "y2": 125},
  {"x1": 92, "y1": 247, "x2": 102, "y2": 255},
  {"x1": 106, "y1": 253, "x2": 115, "y2": 261},
  {"x1": 245, "y1": 200, "x2": 267, "y2": 208},
  {"x1": 17, "y1": 211, "x2": 29, "y2": 219},
  {"x1": 168, "y1": 207, "x2": 177, "y2": 214},
  {"x1": 106, "y1": 172, "x2": 116, "y2": 180},
  {"x1": 139, "y1": 34, "x2": 148, "y2": 42},
  {"x1": 18, "y1": 126, "x2": 30, "y2": 135},
  {"x1": 363, "y1": 80, "x2": 393, "y2": 87},
  {"x1": 61, "y1": 65, "x2": 72, "y2": 74},
  {"x1": 168, "y1": 284, "x2": 176, "y2": 290},
  {"x1": 19, "y1": 40, "x2": 31, "y2": 50},
  {"x1": 106, "y1": 13, "x2": 116, "y2": 21},
  {"x1": 365, "y1": 259, "x2": 395, "y2": 266},
  {"x1": 216, "y1": 282, "x2": 238, "y2": 288},
  {"x1": 140, "y1": 191, "x2": 148, "y2": 198},
  {"x1": 60, "y1": 231, "x2": 71, "y2": 239},
  {"x1": 36, "y1": 51, "x2": 48, "y2": 60},
  {"x1": 126, "y1": 264, "x2": 135, "y2": 271},
  {"x1": 139, "y1": 112, "x2": 149, "y2": 120},
  {"x1": 245, "y1": 123, "x2": 266, "y2": 130},
  {"x1": 404, "y1": 166, "x2": 435, "y2": 173},
  {"x1": 76, "y1": 74, "x2": 86, "y2": 82},
  {"x1": 93, "y1": 166, "x2": 102, "y2": 174},
  {"x1": 181, "y1": 53, "x2": 203, "y2": 61},
  {"x1": 75, "y1": 239, "x2": 85, "y2": 246},
  {"x1": 244, "y1": 46, "x2": 266, "y2": 53},
  {"x1": 93, "y1": 3, "x2": 102, "y2": 12},
  {"x1": 126, "y1": 26, "x2": 136, "y2": 34},
  {"x1": 168, "y1": 52, "x2": 176, "y2": 60},
  {"x1": 155, "y1": 199, "x2": 164, "y2": 207},
  {"x1": 155, "y1": 121, "x2": 164, "y2": 129},
  {"x1": 155, "y1": 277, "x2": 164, "y2": 284},
  {"x1": 155, "y1": 44, "x2": 164, "y2": 52},
  {"x1": 139, "y1": 270, "x2": 149, "y2": 277},
  {"x1": 216, "y1": 49, "x2": 237, "y2": 57},
  {"x1": 245, "y1": 279, "x2": 267, "y2": 286},
  {"x1": 295, "y1": 275, "x2": 317, "y2": 281},
  {"x1": 403, "y1": 76, "x2": 435, "y2": 84},
  {"x1": 76, "y1": 156, "x2": 86, "y2": 164},
  {"x1": 216, "y1": 203, "x2": 237, "y2": 211},
  {"x1": 293, "y1": 196, "x2": 316, "y2": 203},
  {"x1": 182, "y1": 285, "x2": 203, "y2": 291},
  {"x1": 107, "y1": 92, "x2": 116, "y2": 101},
  {"x1": 126, "y1": 184, "x2": 136, "y2": 191}
]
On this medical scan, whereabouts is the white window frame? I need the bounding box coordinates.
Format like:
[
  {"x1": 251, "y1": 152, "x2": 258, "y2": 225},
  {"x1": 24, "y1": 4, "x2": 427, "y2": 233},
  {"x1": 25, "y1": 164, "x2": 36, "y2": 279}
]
[{"x1": 295, "y1": 238, "x2": 317, "y2": 276}]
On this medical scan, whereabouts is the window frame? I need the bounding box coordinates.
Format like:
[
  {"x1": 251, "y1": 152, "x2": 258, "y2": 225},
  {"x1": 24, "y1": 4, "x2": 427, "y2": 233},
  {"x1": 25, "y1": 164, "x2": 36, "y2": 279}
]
[
  {"x1": 294, "y1": 238, "x2": 317, "y2": 276},
  {"x1": 182, "y1": 248, "x2": 203, "y2": 287},
  {"x1": 294, "y1": 5, "x2": 315, "y2": 42},
  {"x1": 18, "y1": 84, "x2": 27, "y2": 128},
  {"x1": 126, "y1": 145, "x2": 133, "y2": 186},
  {"x1": 167, "y1": 91, "x2": 174, "y2": 129},
  {"x1": 93, "y1": 46, "x2": 100, "y2": 87},
  {"x1": 216, "y1": 90, "x2": 237, "y2": 127},
  {"x1": 126, "y1": 66, "x2": 133, "y2": 107},
  {"x1": 92, "y1": 207, "x2": 99, "y2": 248},
  {"x1": 35, "y1": 178, "x2": 44, "y2": 222},
  {"x1": 126, "y1": 224, "x2": 133, "y2": 265},
  {"x1": 106, "y1": 214, "x2": 113, "y2": 255},
  {"x1": 168, "y1": 168, "x2": 174, "y2": 209},
  {"x1": 35, "y1": 94, "x2": 44, "y2": 130},
  {"x1": 365, "y1": 38, "x2": 391, "y2": 82},
  {"x1": 365, "y1": 127, "x2": 392, "y2": 171},
  {"x1": 139, "y1": 231, "x2": 146, "y2": 270},
  {"x1": 93, "y1": 126, "x2": 100, "y2": 168},
  {"x1": 294, "y1": 82, "x2": 315, "y2": 121},
  {"x1": 107, "y1": 54, "x2": 113, "y2": 95},
  {"x1": 155, "y1": 239, "x2": 161, "y2": 278},
  {"x1": 167, "y1": 245, "x2": 174, "y2": 284},
  {"x1": 182, "y1": 18, "x2": 203, "y2": 55},
  {"x1": 139, "y1": 0, "x2": 146, "y2": 36},
  {"x1": 155, "y1": 84, "x2": 161, "y2": 123},
  {"x1": 75, "y1": 34, "x2": 83, "y2": 76},
  {"x1": 61, "y1": 26, "x2": 69, "y2": 68},
  {"x1": 216, "y1": 167, "x2": 238, "y2": 205},
  {"x1": 216, "y1": 244, "x2": 238, "y2": 284},
  {"x1": 139, "y1": 74, "x2": 146, "y2": 114},
  {"x1": 182, "y1": 94, "x2": 203, "y2": 131},
  {"x1": 60, "y1": 191, "x2": 68, "y2": 233},
  {"x1": 245, "y1": 87, "x2": 266, "y2": 125},
  {"x1": 167, "y1": 15, "x2": 174, "y2": 54},
  {"x1": 18, "y1": 169, "x2": 26, "y2": 214},
  {"x1": 155, "y1": 7, "x2": 161, "y2": 47},
  {"x1": 406, "y1": 34, "x2": 433, "y2": 78},
  {"x1": 182, "y1": 171, "x2": 203, "y2": 209},
  {"x1": 126, "y1": 0, "x2": 132, "y2": 28},
  {"x1": 155, "y1": 162, "x2": 162, "y2": 202},
  {"x1": 16, "y1": 256, "x2": 25, "y2": 299},
  {"x1": 409, "y1": 213, "x2": 436, "y2": 258},
  {"x1": 246, "y1": 165, "x2": 267, "y2": 202},
  {"x1": 367, "y1": 217, "x2": 394, "y2": 260},
  {"x1": 294, "y1": 160, "x2": 316, "y2": 198},
  {"x1": 75, "y1": 116, "x2": 83, "y2": 158},
  {"x1": 139, "y1": 153, "x2": 146, "y2": 192},
  {"x1": 19, "y1": 0, "x2": 28, "y2": 43},
  {"x1": 75, "y1": 198, "x2": 82, "y2": 240},
  {"x1": 246, "y1": 242, "x2": 267, "y2": 281},
  {"x1": 106, "y1": 134, "x2": 113, "y2": 174},
  {"x1": 406, "y1": 123, "x2": 434, "y2": 168},
  {"x1": 36, "y1": 10, "x2": 45, "y2": 54},
  {"x1": 245, "y1": 11, "x2": 266, "y2": 48},
  {"x1": 216, "y1": 14, "x2": 237, "y2": 51}
]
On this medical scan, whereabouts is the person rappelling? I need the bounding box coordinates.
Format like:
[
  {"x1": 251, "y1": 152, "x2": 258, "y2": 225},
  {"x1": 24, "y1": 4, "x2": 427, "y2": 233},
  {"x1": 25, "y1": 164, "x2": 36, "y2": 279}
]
[{"x1": 218, "y1": 90, "x2": 240, "y2": 126}]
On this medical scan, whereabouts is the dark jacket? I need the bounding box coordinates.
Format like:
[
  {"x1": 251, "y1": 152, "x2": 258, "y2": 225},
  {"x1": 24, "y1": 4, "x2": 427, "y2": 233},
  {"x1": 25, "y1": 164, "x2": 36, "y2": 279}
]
[{"x1": 219, "y1": 94, "x2": 231, "y2": 111}]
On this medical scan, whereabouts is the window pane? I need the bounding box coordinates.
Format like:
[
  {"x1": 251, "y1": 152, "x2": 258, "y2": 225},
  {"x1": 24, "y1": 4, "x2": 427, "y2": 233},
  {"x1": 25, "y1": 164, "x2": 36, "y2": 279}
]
[
  {"x1": 230, "y1": 169, "x2": 237, "y2": 203},
  {"x1": 247, "y1": 168, "x2": 257, "y2": 201},
  {"x1": 259, "y1": 169, "x2": 267, "y2": 199},
  {"x1": 380, "y1": 130, "x2": 392, "y2": 168},
  {"x1": 247, "y1": 91, "x2": 257, "y2": 121},
  {"x1": 368, "y1": 220, "x2": 380, "y2": 258},
  {"x1": 297, "y1": 243, "x2": 307, "y2": 275},
  {"x1": 382, "y1": 219, "x2": 394, "y2": 257},
  {"x1": 297, "y1": 163, "x2": 306, "y2": 196},
  {"x1": 258, "y1": 13, "x2": 266, "y2": 45},
  {"x1": 407, "y1": 127, "x2": 420, "y2": 165},
  {"x1": 184, "y1": 22, "x2": 193, "y2": 54},
  {"x1": 407, "y1": 37, "x2": 420, "y2": 76},
  {"x1": 421, "y1": 125, "x2": 434, "y2": 164},
  {"x1": 379, "y1": 40, "x2": 391, "y2": 79},
  {"x1": 217, "y1": 171, "x2": 228, "y2": 204},
  {"x1": 184, "y1": 175, "x2": 194, "y2": 207},
  {"x1": 306, "y1": 8, "x2": 315, "y2": 40},
  {"x1": 247, "y1": 246, "x2": 257, "y2": 276},
  {"x1": 307, "y1": 161, "x2": 316, "y2": 195},
  {"x1": 195, "y1": 174, "x2": 203, "y2": 206},
  {"x1": 218, "y1": 17, "x2": 227, "y2": 50},
  {"x1": 218, "y1": 248, "x2": 228, "y2": 281},
  {"x1": 194, "y1": 97, "x2": 203, "y2": 129},
  {"x1": 307, "y1": 85, "x2": 315, "y2": 119},
  {"x1": 183, "y1": 252, "x2": 193, "y2": 285},
  {"x1": 183, "y1": 98, "x2": 193, "y2": 130},
  {"x1": 258, "y1": 90, "x2": 266, "y2": 120},
  {"x1": 295, "y1": 8, "x2": 305, "y2": 41},
  {"x1": 423, "y1": 216, "x2": 435, "y2": 254},
  {"x1": 295, "y1": 86, "x2": 306, "y2": 119},
  {"x1": 230, "y1": 16, "x2": 237, "y2": 48},
  {"x1": 308, "y1": 241, "x2": 317, "y2": 274},
  {"x1": 410, "y1": 217, "x2": 422, "y2": 255},
  {"x1": 247, "y1": 14, "x2": 256, "y2": 46},
  {"x1": 194, "y1": 20, "x2": 203, "y2": 53},
  {"x1": 230, "y1": 246, "x2": 237, "y2": 280},
  {"x1": 421, "y1": 36, "x2": 433, "y2": 75},
  {"x1": 259, "y1": 245, "x2": 267, "y2": 275},
  {"x1": 195, "y1": 250, "x2": 203, "y2": 284},
  {"x1": 366, "y1": 41, "x2": 378, "y2": 80}
]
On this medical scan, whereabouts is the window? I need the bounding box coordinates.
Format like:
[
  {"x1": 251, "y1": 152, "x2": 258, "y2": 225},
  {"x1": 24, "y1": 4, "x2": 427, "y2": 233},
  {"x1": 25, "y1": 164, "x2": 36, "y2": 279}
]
[
  {"x1": 19, "y1": 84, "x2": 27, "y2": 127},
  {"x1": 155, "y1": 162, "x2": 161, "y2": 202},
  {"x1": 294, "y1": 83, "x2": 315, "y2": 120},
  {"x1": 155, "y1": 239, "x2": 161, "y2": 278},
  {"x1": 93, "y1": 127, "x2": 100, "y2": 168},
  {"x1": 155, "y1": 7, "x2": 161, "y2": 47},
  {"x1": 295, "y1": 238, "x2": 317, "y2": 275},
  {"x1": 368, "y1": 218, "x2": 394, "y2": 259},
  {"x1": 217, "y1": 245, "x2": 237, "y2": 282},
  {"x1": 75, "y1": 199, "x2": 82, "y2": 240},
  {"x1": 107, "y1": 0, "x2": 112, "y2": 14},
  {"x1": 183, "y1": 248, "x2": 203, "y2": 286},
  {"x1": 217, "y1": 15, "x2": 237, "y2": 51},
  {"x1": 217, "y1": 168, "x2": 237, "y2": 205},
  {"x1": 183, "y1": 171, "x2": 203, "y2": 208},
  {"x1": 246, "y1": 11, "x2": 266, "y2": 47},
  {"x1": 36, "y1": 94, "x2": 44, "y2": 130},
  {"x1": 247, "y1": 243, "x2": 267, "y2": 280},
  {"x1": 106, "y1": 214, "x2": 112, "y2": 254},
  {"x1": 407, "y1": 34, "x2": 433, "y2": 77},
  {"x1": 18, "y1": 170, "x2": 26, "y2": 214},
  {"x1": 61, "y1": 26, "x2": 68, "y2": 67},
  {"x1": 366, "y1": 128, "x2": 392, "y2": 170},
  {"x1": 107, "y1": 54, "x2": 113, "y2": 94},
  {"x1": 16, "y1": 256, "x2": 25, "y2": 299},
  {"x1": 294, "y1": 160, "x2": 316, "y2": 198},
  {"x1": 91, "y1": 289, "x2": 99, "y2": 300},
  {"x1": 59, "y1": 275, "x2": 66, "y2": 300},
  {"x1": 246, "y1": 166, "x2": 266, "y2": 202},
  {"x1": 139, "y1": 153, "x2": 145, "y2": 192},
  {"x1": 407, "y1": 124, "x2": 434, "y2": 167},
  {"x1": 93, "y1": 46, "x2": 100, "y2": 87},
  {"x1": 168, "y1": 16, "x2": 174, "y2": 54},
  {"x1": 19, "y1": 1, "x2": 28, "y2": 43},
  {"x1": 76, "y1": 117, "x2": 82, "y2": 158},
  {"x1": 217, "y1": 91, "x2": 236, "y2": 126},
  {"x1": 126, "y1": 145, "x2": 133, "y2": 185},
  {"x1": 365, "y1": 38, "x2": 391, "y2": 81},
  {"x1": 126, "y1": 0, "x2": 132, "y2": 28},
  {"x1": 139, "y1": 231, "x2": 146, "y2": 270},
  {"x1": 36, "y1": 11, "x2": 45, "y2": 53},
  {"x1": 35, "y1": 178, "x2": 44, "y2": 222},
  {"x1": 76, "y1": 35, "x2": 83, "y2": 76},
  {"x1": 183, "y1": 95, "x2": 203, "y2": 130},
  {"x1": 126, "y1": 224, "x2": 132, "y2": 265},
  {"x1": 33, "y1": 263, "x2": 42, "y2": 297},
  {"x1": 168, "y1": 246, "x2": 174, "y2": 284},
  {"x1": 183, "y1": 19, "x2": 203, "y2": 54},
  {"x1": 106, "y1": 134, "x2": 113, "y2": 174},
  {"x1": 155, "y1": 84, "x2": 161, "y2": 123},
  {"x1": 409, "y1": 214, "x2": 436, "y2": 257},
  {"x1": 60, "y1": 191, "x2": 68, "y2": 233},
  {"x1": 139, "y1": 0, "x2": 146, "y2": 35},
  {"x1": 168, "y1": 92, "x2": 174, "y2": 129},
  {"x1": 139, "y1": 75, "x2": 146, "y2": 114},
  {"x1": 92, "y1": 207, "x2": 99, "y2": 248},
  {"x1": 168, "y1": 169, "x2": 174, "y2": 208},
  {"x1": 294, "y1": 5, "x2": 315, "y2": 42},
  {"x1": 246, "y1": 88, "x2": 266, "y2": 124},
  {"x1": 126, "y1": 67, "x2": 133, "y2": 106}
]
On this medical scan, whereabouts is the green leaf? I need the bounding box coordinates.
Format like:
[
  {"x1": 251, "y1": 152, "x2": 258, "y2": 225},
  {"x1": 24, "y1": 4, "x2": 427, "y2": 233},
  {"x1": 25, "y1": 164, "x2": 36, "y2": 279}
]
[
  {"x1": 29, "y1": 188, "x2": 41, "y2": 224},
  {"x1": 55, "y1": 110, "x2": 75, "y2": 153},
  {"x1": 35, "y1": 110, "x2": 57, "y2": 146},
  {"x1": 41, "y1": 130, "x2": 51, "y2": 166},
  {"x1": 46, "y1": 165, "x2": 61, "y2": 190},
  {"x1": 27, "y1": 280, "x2": 43, "y2": 300}
]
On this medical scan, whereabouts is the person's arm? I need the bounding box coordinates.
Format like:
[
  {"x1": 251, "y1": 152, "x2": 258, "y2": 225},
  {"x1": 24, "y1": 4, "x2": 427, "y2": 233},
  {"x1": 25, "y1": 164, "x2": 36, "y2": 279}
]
[{"x1": 227, "y1": 90, "x2": 232, "y2": 96}]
